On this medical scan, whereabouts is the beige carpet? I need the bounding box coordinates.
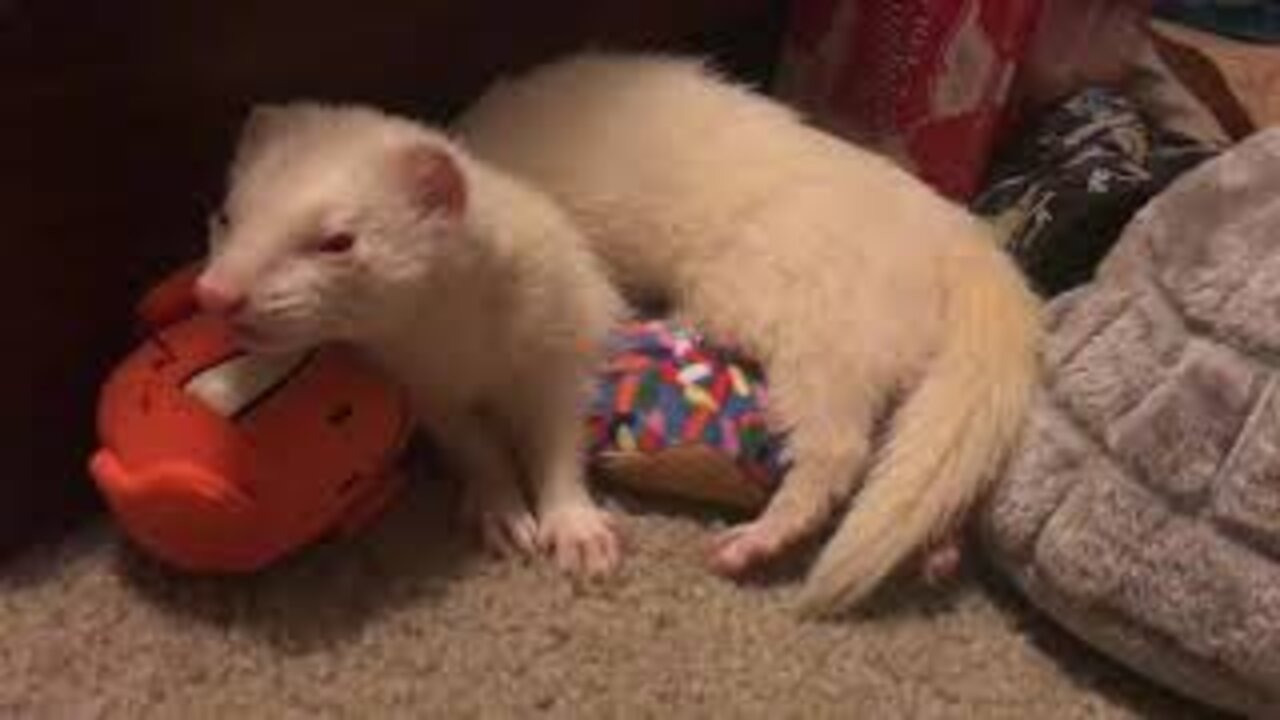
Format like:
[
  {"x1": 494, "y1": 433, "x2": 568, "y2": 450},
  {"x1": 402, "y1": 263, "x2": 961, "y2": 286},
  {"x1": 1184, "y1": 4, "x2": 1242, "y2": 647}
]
[{"x1": 0, "y1": 479, "x2": 1221, "y2": 718}]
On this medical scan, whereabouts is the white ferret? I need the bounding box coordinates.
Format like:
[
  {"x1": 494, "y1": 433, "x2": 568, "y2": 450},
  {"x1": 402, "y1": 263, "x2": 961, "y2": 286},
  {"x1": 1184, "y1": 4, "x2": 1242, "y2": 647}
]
[
  {"x1": 194, "y1": 104, "x2": 625, "y2": 577},
  {"x1": 456, "y1": 53, "x2": 1042, "y2": 616}
]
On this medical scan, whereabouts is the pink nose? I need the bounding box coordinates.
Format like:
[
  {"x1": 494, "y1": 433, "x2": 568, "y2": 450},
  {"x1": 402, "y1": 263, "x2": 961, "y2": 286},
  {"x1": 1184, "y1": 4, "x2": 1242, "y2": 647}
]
[{"x1": 194, "y1": 278, "x2": 246, "y2": 316}]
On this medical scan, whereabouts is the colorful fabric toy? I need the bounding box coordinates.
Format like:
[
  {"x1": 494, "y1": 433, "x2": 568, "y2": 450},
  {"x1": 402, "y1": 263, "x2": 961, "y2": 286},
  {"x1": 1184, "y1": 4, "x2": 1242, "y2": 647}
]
[{"x1": 587, "y1": 320, "x2": 787, "y2": 510}]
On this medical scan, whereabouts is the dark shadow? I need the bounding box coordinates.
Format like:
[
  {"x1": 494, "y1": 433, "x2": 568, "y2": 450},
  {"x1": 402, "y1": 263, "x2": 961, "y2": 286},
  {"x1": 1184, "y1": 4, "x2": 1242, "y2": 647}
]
[
  {"x1": 771, "y1": 521, "x2": 1233, "y2": 717},
  {"x1": 606, "y1": 487, "x2": 1241, "y2": 719},
  {"x1": 112, "y1": 460, "x2": 480, "y2": 657},
  {"x1": 839, "y1": 544, "x2": 985, "y2": 621},
  {"x1": 973, "y1": 554, "x2": 1235, "y2": 720},
  {"x1": 602, "y1": 480, "x2": 975, "y2": 617},
  {"x1": 0, "y1": 519, "x2": 112, "y2": 591}
]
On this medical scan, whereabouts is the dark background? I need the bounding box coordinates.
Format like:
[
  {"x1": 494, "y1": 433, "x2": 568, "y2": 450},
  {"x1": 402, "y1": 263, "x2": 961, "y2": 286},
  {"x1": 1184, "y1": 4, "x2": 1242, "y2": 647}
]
[{"x1": 2, "y1": 0, "x2": 789, "y2": 559}]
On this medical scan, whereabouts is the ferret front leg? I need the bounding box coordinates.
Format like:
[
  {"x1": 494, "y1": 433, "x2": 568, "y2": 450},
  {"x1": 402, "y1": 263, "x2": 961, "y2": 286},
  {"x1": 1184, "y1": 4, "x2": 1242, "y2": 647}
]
[
  {"x1": 420, "y1": 406, "x2": 539, "y2": 559},
  {"x1": 511, "y1": 371, "x2": 621, "y2": 579}
]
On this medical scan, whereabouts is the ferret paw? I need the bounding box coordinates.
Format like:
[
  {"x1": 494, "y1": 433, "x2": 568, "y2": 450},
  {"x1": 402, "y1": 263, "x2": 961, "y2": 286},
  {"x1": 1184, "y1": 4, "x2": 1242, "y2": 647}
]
[
  {"x1": 460, "y1": 481, "x2": 539, "y2": 559},
  {"x1": 706, "y1": 520, "x2": 789, "y2": 576},
  {"x1": 921, "y1": 538, "x2": 963, "y2": 586},
  {"x1": 537, "y1": 504, "x2": 621, "y2": 579}
]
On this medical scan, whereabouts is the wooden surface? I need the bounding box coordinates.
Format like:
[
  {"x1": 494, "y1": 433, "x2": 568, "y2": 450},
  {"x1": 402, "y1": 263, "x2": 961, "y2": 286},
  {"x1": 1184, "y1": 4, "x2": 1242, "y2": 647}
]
[
  {"x1": 1153, "y1": 19, "x2": 1280, "y2": 138},
  {"x1": 2, "y1": 0, "x2": 780, "y2": 557}
]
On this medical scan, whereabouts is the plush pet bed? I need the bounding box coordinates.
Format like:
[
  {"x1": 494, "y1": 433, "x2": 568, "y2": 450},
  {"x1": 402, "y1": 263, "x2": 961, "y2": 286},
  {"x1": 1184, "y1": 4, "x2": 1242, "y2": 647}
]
[{"x1": 982, "y1": 129, "x2": 1280, "y2": 717}]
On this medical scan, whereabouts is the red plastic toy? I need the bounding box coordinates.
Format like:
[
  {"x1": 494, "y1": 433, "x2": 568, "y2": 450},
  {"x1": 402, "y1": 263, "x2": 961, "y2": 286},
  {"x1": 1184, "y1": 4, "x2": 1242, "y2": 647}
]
[{"x1": 88, "y1": 265, "x2": 413, "y2": 573}]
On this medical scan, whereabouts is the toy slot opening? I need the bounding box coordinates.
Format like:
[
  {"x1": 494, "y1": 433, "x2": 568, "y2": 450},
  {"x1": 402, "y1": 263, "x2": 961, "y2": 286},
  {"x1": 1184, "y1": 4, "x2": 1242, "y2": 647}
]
[{"x1": 182, "y1": 350, "x2": 311, "y2": 419}]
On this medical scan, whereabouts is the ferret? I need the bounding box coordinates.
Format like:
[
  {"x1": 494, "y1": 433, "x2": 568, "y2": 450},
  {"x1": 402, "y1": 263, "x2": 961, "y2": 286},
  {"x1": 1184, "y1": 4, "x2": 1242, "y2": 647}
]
[
  {"x1": 194, "y1": 104, "x2": 625, "y2": 577},
  {"x1": 455, "y1": 53, "x2": 1042, "y2": 616}
]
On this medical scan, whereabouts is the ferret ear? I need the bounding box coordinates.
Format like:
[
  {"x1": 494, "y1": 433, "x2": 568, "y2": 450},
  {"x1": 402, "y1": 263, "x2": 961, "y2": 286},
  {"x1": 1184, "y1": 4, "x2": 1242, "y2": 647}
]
[
  {"x1": 399, "y1": 144, "x2": 466, "y2": 219},
  {"x1": 234, "y1": 104, "x2": 294, "y2": 158}
]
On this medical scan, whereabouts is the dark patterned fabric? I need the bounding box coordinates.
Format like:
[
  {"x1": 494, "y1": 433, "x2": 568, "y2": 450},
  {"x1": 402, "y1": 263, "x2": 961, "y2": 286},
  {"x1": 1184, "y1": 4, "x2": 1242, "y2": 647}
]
[{"x1": 974, "y1": 88, "x2": 1219, "y2": 296}]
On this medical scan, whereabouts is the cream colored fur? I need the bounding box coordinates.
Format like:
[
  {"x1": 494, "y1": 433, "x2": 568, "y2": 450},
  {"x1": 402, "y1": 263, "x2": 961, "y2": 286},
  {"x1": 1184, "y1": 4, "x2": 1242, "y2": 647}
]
[
  {"x1": 456, "y1": 54, "x2": 1042, "y2": 616},
  {"x1": 198, "y1": 103, "x2": 626, "y2": 576}
]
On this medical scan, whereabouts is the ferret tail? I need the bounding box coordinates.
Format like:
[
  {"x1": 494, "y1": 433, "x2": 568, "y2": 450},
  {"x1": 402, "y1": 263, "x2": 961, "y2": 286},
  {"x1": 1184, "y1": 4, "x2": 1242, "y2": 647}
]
[{"x1": 799, "y1": 246, "x2": 1041, "y2": 617}]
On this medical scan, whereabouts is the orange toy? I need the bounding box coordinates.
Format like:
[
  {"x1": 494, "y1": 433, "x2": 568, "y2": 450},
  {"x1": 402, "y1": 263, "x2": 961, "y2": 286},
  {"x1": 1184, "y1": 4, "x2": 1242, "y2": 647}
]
[{"x1": 88, "y1": 266, "x2": 414, "y2": 573}]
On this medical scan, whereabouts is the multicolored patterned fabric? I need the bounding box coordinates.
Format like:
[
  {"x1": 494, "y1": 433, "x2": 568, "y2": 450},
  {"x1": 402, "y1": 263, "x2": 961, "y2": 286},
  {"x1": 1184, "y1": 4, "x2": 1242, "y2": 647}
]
[{"x1": 588, "y1": 320, "x2": 786, "y2": 492}]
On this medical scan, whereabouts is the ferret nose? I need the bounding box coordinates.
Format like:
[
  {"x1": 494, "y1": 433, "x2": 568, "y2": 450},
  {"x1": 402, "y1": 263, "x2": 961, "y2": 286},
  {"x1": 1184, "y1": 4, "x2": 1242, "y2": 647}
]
[{"x1": 194, "y1": 277, "x2": 246, "y2": 316}]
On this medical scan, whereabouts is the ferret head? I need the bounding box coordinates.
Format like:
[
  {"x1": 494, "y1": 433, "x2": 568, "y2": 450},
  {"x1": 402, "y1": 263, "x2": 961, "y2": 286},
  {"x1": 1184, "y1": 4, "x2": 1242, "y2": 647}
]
[{"x1": 195, "y1": 103, "x2": 469, "y2": 353}]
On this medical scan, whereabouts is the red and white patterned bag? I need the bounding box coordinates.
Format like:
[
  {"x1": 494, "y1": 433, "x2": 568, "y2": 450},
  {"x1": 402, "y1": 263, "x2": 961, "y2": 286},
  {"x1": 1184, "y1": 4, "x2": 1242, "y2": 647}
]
[{"x1": 775, "y1": 0, "x2": 1045, "y2": 200}]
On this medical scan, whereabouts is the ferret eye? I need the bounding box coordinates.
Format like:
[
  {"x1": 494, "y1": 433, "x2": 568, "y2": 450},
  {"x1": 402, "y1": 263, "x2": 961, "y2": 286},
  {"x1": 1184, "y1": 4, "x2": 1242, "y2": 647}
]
[
  {"x1": 208, "y1": 210, "x2": 230, "y2": 249},
  {"x1": 315, "y1": 232, "x2": 356, "y2": 254}
]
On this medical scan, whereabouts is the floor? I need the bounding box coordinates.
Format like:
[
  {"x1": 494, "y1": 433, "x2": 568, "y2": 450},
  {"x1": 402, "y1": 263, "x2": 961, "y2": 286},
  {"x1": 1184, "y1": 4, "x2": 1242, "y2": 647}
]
[{"x1": 0, "y1": 479, "x2": 1221, "y2": 718}]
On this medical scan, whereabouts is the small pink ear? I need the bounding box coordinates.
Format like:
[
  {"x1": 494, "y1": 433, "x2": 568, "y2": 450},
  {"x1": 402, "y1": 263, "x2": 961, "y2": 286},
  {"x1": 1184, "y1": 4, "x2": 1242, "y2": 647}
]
[
  {"x1": 235, "y1": 104, "x2": 294, "y2": 159},
  {"x1": 402, "y1": 145, "x2": 466, "y2": 218}
]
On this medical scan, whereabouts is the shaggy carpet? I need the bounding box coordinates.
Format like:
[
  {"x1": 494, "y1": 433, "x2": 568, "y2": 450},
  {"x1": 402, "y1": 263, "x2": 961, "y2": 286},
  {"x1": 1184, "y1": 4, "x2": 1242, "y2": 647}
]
[{"x1": 0, "y1": 479, "x2": 1219, "y2": 718}]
